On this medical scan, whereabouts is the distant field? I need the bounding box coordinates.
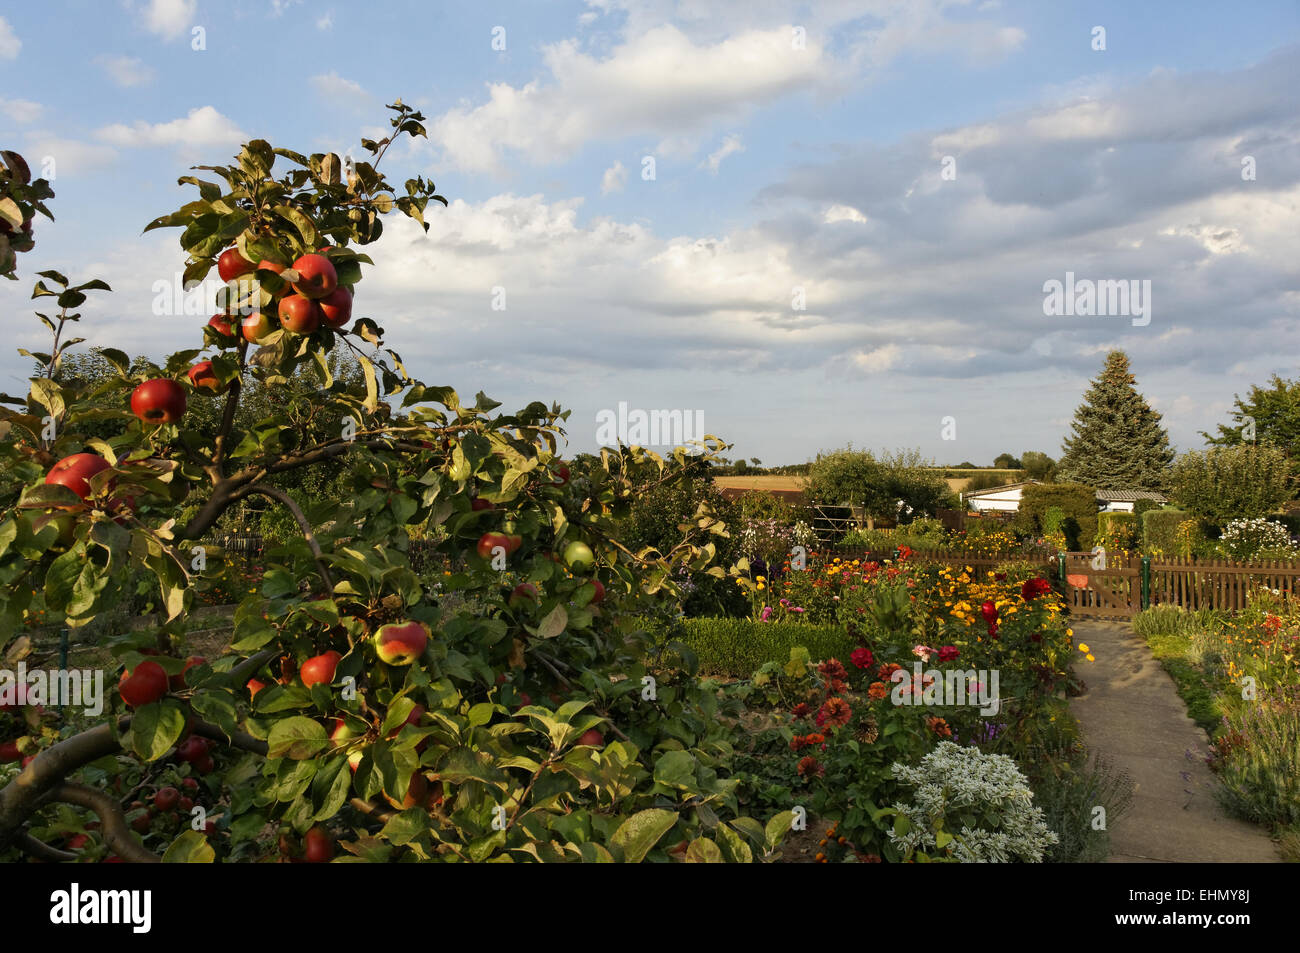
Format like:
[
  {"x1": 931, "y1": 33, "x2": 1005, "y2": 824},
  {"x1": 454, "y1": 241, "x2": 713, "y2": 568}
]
[{"x1": 713, "y1": 469, "x2": 1025, "y2": 496}]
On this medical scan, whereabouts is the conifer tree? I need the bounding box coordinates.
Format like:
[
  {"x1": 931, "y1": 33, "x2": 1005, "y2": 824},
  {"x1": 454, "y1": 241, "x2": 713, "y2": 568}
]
[{"x1": 1057, "y1": 350, "x2": 1174, "y2": 491}]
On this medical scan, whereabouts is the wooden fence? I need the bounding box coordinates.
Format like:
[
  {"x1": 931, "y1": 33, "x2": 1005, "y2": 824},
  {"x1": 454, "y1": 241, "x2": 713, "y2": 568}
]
[{"x1": 1149, "y1": 556, "x2": 1300, "y2": 612}]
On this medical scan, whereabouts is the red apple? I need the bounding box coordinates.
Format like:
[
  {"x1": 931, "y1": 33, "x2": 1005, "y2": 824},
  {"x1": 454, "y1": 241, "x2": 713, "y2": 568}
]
[
  {"x1": 207, "y1": 313, "x2": 234, "y2": 338},
  {"x1": 385, "y1": 772, "x2": 428, "y2": 810},
  {"x1": 470, "y1": 498, "x2": 494, "y2": 512},
  {"x1": 476, "y1": 532, "x2": 510, "y2": 560},
  {"x1": 508, "y1": 583, "x2": 539, "y2": 610},
  {"x1": 577, "y1": 728, "x2": 604, "y2": 747},
  {"x1": 118, "y1": 660, "x2": 168, "y2": 708},
  {"x1": 241, "y1": 311, "x2": 275, "y2": 344},
  {"x1": 178, "y1": 796, "x2": 194, "y2": 813},
  {"x1": 194, "y1": 754, "x2": 215, "y2": 775},
  {"x1": 217, "y1": 247, "x2": 257, "y2": 283},
  {"x1": 169, "y1": 656, "x2": 206, "y2": 691},
  {"x1": 130, "y1": 811, "x2": 151, "y2": 833},
  {"x1": 373, "y1": 621, "x2": 430, "y2": 666},
  {"x1": 181, "y1": 777, "x2": 199, "y2": 792},
  {"x1": 278, "y1": 293, "x2": 321, "y2": 334},
  {"x1": 291, "y1": 253, "x2": 338, "y2": 299},
  {"x1": 45, "y1": 453, "x2": 111, "y2": 502},
  {"x1": 130, "y1": 379, "x2": 186, "y2": 425},
  {"x1": 175, "y1": 736, "x2": 209, "y2": 764},
  {"x1": 0, "y1": 741, "x2": 20, "y2": 763},
  {"x1": 187, "y1": 360, "x2": 225, "y2": 394},
  {"x1": 317, "y1": 285, "x2": 353, "y2": 328},
  {"x1": 303, "y1": 826, "x2": 334, "y2": 863},
  {"x1": 300, "y1": 650, "x2": 342, "y2": 688},
  {"x1": 256, "y1": 259, "x2": 292, "y2": 298},
  {"x1": 589, "y1": 579, "x2": 605, "y2": 604},
  {"x1": 66, "y1": 833, "x2": 90, "y2": 850},
  {"x1": 153, "y1": 786, "x2": 179, "y2": 811}
]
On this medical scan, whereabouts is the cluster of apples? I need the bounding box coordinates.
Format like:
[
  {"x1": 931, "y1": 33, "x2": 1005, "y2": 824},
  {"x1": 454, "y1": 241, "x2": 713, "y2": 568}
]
[
  {"x1": 127, "y1": 776, "x2": 215, "y2": 837},
  {"x1": 280, "y1": 824, "x2": 335, "y2": 862}
]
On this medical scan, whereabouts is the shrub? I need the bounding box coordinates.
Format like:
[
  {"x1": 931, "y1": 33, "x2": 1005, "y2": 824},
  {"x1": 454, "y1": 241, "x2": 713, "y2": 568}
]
[
  {"x1": 1034, "y1": 750, "x2": 1133, "y2": 863},
  {"x1": 1215, "y1": 517, "x2": 1297, "y2": 560},
  {"x1": 1213, "y1": 691, "x2": 1300, "y2": 829},
  {"x1": 1096, "y1": 511, "x2": 1138, "y2": 551},
  {"x1": 1019, "y1": 484, "x2": 1097, "y2": 551},
  {"x1": 887, "y1": 742, "x2": 1060, "y2": 862},
  {"x1": 1141, "y1": 507, "x2": 1188, "y2": 557},
  {"x1": 1170, "y1": 444, "x2": 1294, "y2": 521},
  {"x1": 670, "y1": 618, "x2": 854, "y2": 676},
  {"x1": 1132, "y1": 498, "x2": 1161, "y2": 521},
  {"x1": 734, "y1": 490, "x2": 796, "y2": 526}
]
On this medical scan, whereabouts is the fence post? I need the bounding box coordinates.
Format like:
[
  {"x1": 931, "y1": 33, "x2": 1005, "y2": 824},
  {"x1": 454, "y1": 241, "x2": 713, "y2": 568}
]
[
  {"x1": 892, "y1": 548, "x2": 901, "y2": 562},
  {"x1": 1057, "y1": 551, "x2": 1066, "y2": 587},
  {"x1": 58, "y1": 627, "x2": 69, "y2": 670},
  {"x1": 1140, "y1": 556, "x2": 1151, "y2": 610}
]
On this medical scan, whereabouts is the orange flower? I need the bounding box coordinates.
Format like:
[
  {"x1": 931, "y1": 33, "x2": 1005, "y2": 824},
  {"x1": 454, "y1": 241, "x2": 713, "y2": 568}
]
[
  {"x1": 867, "y1": 681, "x2": 889, "y2": 700},
  {"x1": 817, "y1": 697, "x2": 852, "y2": 728},
  {"x1": 926, "y1": 716, "x2": 952, "y2": 738}
]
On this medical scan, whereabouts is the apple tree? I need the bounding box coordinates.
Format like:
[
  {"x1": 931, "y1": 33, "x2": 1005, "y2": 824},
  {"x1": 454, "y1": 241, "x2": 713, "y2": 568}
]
[{"x1": 0, "y1": 107, "x2": 792, "y2": 862}]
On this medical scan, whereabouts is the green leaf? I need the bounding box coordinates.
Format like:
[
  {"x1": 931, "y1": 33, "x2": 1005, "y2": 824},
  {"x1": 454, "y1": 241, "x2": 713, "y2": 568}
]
[
  {"x1": 764, "y1": 810, "x2": 794, "y2": 849},
  {"x1": 267, "y1": 716, "x2": 330, "y2": 760},
  {"x1": 162, "y1": 830, "x2": 215, "y2": 863},
  {"x1": 609, "y1": 808, "x2": 677, "y2": 863},
  {"x1": 129, "y1": 700, "x2": 187, "y2": 762},
  {"x1": 685, "y1": 837, "x2": 723, "y2": 863},
  {"x1": 535, "y1": 603, "x2": 567, "y2": 640},
  {"x1": 652, "y1": 750, "x2": 696, "y2": 791},
  {"x1": 715, "y1": 822, "x2": 753, "y2": 863}
]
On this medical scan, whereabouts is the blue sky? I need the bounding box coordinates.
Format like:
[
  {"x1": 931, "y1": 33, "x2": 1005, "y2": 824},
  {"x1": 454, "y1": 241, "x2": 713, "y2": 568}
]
[{"x1": 2, "y1": 0, "x2": 1299, "y2": 467}]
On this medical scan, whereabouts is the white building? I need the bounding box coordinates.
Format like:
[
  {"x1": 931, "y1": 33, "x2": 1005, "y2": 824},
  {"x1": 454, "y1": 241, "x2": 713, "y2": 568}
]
[
  {"x1": 1095, "y1": 489, "x2": 1168, "y2": 513},
  {"x1": 961, "y1": 481, "x2": 1040, "y2": 512}
]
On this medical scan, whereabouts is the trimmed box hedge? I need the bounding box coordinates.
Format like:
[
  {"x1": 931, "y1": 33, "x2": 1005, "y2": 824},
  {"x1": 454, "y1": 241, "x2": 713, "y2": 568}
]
[{"x1": 1141, "y1": 507, "x2": 1187, "y2": 556}]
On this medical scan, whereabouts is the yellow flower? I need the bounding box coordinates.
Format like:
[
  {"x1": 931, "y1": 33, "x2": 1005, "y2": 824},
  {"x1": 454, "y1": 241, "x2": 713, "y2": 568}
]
[
  {"x1": 757, "y1": 583, "x2": 765, "y2": 591},
  {"x1": 756, "y1": 575, "x2": 766, "y2": 582},
  {"x1": 1086, "y1": 653, "x2": 1095, "y2": 662},
  {"x1": 1078, "y1": 643, "x2": 1090, "y2": 653}
]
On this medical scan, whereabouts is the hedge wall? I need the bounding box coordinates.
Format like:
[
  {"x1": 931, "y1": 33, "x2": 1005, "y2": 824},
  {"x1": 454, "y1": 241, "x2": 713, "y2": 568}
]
[
  {"x1": 1096, "y1": 511, "x2": 1138, "y2": 550},
  {"x1": 1019, "y1": 483, "x2": 1098, "y2": 551},
  {"x1": 669, "y1": 618, "x2": 855, "y2": 677},
  {"x1": 1141, "y1": 507, "x2": 1187, "y2": 556}
]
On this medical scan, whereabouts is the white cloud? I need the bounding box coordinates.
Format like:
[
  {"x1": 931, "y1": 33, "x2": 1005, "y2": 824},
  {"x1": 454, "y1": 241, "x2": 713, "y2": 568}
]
[
  {"x1": 96, "y1": 106, "x2": 247, "y2": 149},
  {"x1": 851, "y1": 344, "x2": 902, "y2": 373},
  {"x1": 432, "y1": 25, "x2": 827, "y2": 172},
  {"x1": 823, "y1": 204, "x2": 867, "y2": 224},
  {"x1": 22, "y1": 134, "x2": 117, "y2": 175},
  {"x1": 702, "y1": 134, "x2": 743, "y2": 173},
  {"x1": 316, "y1": 12, "x2": 334, "y2": 30},
  {"x1": 600, "y1": 160, "x2": 627, "y2": 194},
  {"x1": 95, "y1": 55, "x2": 156, "y2": 88},
  {"x1": 141, "y1": 0, "x2": 196, "y2": 40},
  {"x1": 0, "y1": 98, "x2": 42, "y2": 123},
  {"x1": 0, "y1": 15, "x2": 19, "y2": 59},
  {"x1": 310, "y1": 72, "x2": 371, "y2": 109}
]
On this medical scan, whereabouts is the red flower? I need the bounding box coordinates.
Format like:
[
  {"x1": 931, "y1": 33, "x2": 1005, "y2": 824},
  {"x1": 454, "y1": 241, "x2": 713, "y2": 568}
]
[
  {"x1": 818, "y1": 697, "x2": 852, "y2": 728},
  {"x1": 1029, "y1": 632, "x2": 1042, "y2": 643},
  {"x1": 791, "y1": 702, "x2": 810, "y2": 718},
  {"x1": 817, "y1": 658, "x2": 848, "y2": 682},
  {"x1": 796, "y1": 756, "x2": 824, "y2": 778},
  {"x1": 980, "y1": 600, "x2": 998, "y2": 623},
  {"x1": 877, "y1": 662, "x2": 903, "y2": 680},
  {"x1": 1021, "y1": 577, "x2": 1053, "y2": 601},
  {"x1": 851, "y1": 647, "x2": 874, "y2": 669},
  {"x1": 937, "y1": 645, "x2": 959, "y2": 662}
]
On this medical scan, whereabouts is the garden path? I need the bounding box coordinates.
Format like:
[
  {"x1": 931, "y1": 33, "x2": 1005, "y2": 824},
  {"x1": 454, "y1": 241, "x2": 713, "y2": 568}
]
[{"x1": 1067, "y1": 620, "x2": 1280, "y2": 862}]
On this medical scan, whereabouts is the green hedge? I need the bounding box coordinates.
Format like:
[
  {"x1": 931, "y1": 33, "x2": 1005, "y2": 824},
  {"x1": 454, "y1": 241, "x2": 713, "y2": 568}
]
[
  {"x1": 1097, "y1": 511, "x2": 1138, "y2": 549},
  {"x1": 669, "y1": 618, "x2": 854, "y2": 677},
  {"x1": 1019, "y1": 483, "x2": 1097, "y2": 550},
  {"x1": 1141, "y1": 507, "x2": 1187, "y2": 556}
]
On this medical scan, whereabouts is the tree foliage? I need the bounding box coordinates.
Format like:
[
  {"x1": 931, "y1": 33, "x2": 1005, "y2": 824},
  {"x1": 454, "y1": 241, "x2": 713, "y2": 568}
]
[
  {"x1": 1169, "y1": 444, "x2": 1293, "y2": 523},
  {"x1": 1202, "y1": 373, "x2": 1300, "y2": 483},
  {"x1": 0, "y1": 111, "x2": 791, "y2": 863},
  {"x1": 1056, "y1": 351, "x2": 1174, "y2": 492}
]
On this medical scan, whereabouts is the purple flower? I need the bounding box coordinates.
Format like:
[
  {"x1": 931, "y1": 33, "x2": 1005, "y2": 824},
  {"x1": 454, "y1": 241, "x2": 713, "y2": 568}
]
[{"x1": 760, "y1": 606, "x2": 773, "y2": 622}]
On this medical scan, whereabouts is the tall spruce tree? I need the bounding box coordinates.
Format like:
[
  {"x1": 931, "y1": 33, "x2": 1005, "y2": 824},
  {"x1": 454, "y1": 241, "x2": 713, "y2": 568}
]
[{"x1": 1056, "y1": 350, "x2": 1174, "y2": 491}]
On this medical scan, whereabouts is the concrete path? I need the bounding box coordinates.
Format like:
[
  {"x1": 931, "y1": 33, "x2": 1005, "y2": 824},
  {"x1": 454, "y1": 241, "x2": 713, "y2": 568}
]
[{"x1": 1068, "y1": 621, "x2": 1280, "y2": 863}]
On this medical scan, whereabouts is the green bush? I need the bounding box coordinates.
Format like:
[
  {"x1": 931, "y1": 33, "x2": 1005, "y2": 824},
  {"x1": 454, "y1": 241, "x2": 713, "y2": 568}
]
[
  {"x1": 1020, "y1": 483, "x2": 1097, "y2": 550},
  {"x1": 1096, "y1": 511, "x2": 1138, "y2": 550},
  {"x1": 1132, "y1": 498, "x2": 1161, "y2": 521},
  {"x1": 1141, "y1": 507, "x2": 1187, "y2": 556},
  {"x1": 669, "y1": 617, "x2": 854, "y2": 676}
]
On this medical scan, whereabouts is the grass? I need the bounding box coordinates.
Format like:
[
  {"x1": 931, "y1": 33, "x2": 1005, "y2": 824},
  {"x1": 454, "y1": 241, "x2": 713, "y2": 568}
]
[{"x1": 1131, "y1": 606, "x2": 1223, "y2": 736}]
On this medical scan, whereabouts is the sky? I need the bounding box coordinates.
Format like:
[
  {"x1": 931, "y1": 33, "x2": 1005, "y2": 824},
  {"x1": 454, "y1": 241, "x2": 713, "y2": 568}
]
[{"x1": 2, "y1": 0, "x2": 1298, "y2": 467}]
